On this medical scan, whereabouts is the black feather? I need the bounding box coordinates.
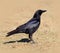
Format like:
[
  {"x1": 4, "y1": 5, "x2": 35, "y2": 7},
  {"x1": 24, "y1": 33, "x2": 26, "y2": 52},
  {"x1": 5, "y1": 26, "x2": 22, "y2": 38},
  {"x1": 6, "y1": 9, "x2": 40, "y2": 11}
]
[{"x1": 6, "y1": 10, "x2": 46, "y2": 42}]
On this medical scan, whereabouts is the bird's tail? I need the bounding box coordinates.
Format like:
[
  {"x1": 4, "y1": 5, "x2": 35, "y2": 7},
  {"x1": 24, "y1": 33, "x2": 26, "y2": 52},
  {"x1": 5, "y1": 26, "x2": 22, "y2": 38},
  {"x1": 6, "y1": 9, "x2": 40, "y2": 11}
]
[{"x1": 6, "y1": 29, "x2": 18, "y2": 37}]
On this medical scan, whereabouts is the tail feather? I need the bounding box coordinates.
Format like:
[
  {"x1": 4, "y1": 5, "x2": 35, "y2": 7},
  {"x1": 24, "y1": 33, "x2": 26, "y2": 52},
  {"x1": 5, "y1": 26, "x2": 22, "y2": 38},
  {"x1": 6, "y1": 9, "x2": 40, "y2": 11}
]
[{"x1": 6, "y1": 30, "x2": 18, "y2": 37}]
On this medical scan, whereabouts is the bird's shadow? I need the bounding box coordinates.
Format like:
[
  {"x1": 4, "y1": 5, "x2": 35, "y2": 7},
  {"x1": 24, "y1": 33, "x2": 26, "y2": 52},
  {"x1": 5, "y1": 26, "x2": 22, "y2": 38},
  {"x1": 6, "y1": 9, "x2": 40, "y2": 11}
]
[{"x1": 3, "y1": 38, "x2": 31, "y2": 44}]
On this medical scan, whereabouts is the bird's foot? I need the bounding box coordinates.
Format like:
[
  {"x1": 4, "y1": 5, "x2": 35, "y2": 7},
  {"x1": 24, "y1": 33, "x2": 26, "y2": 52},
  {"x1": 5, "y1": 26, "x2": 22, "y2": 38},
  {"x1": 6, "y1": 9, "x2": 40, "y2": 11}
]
[{"x1": 30, "y1": 40, "x2": 35, "y2": 44}]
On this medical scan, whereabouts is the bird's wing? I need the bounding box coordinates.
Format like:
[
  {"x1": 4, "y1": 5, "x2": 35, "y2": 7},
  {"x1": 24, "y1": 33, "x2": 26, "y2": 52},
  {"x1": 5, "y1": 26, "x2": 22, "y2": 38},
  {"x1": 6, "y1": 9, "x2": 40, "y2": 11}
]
[
  {"x1": 16, "y1": 18, "x2": 39, "y2": 32},
  {"x1": 16, "y1": 24, "x2": 26, "y2": 30},
  {"x1": 25, "y1": 20, "x2": 39, "y2": 29}
]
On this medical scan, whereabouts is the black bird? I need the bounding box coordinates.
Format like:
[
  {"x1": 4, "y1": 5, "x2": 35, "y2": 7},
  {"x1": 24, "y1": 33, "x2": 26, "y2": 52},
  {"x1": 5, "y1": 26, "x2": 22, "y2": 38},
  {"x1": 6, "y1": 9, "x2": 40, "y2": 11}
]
[{"x1": 6, "y1": 10, "x2": 46, "y2": 43}]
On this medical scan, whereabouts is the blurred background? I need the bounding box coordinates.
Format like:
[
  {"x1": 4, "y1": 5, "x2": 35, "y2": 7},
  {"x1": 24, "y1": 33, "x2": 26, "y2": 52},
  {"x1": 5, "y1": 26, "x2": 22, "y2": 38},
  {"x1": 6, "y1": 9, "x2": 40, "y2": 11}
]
[{"x1": 0, "y1": 0, "x2": 60, "y2": 53}]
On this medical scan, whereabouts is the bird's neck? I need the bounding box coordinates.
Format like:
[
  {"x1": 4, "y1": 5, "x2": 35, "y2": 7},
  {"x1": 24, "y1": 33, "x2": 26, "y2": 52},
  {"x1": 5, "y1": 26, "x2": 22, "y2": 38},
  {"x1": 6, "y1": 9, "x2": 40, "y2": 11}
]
[{"x1": 33, "y1": 14, "x2": 41, "y2": 21}]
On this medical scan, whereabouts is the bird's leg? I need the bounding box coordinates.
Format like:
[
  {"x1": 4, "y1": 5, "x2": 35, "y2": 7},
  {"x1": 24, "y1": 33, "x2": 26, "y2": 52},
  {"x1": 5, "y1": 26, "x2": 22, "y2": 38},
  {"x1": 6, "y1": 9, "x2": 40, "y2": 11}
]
[
  {"x1": 29, "y1": 34, "x2": 32, "y2": 41},
  {"x1": 29, "y1": 34, "x2": 35, "y2": 43}
]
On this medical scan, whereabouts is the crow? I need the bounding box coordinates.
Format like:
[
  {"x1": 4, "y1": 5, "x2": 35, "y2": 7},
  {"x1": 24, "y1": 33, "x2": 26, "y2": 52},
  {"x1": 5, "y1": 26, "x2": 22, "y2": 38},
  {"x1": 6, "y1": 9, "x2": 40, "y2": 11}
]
[{"x1": 6, "y1": 9, "x2": 46, "y2": 43}]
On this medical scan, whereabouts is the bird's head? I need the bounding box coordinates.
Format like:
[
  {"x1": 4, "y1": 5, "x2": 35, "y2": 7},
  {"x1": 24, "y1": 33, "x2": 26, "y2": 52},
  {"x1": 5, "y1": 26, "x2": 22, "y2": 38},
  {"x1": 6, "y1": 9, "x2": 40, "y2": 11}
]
[
  {"x1": 36, "y1": 10, "x2": 47, "y2": 15},
  {"x1": 33, "y1": 9, "x2": 47, "y2": 18}
]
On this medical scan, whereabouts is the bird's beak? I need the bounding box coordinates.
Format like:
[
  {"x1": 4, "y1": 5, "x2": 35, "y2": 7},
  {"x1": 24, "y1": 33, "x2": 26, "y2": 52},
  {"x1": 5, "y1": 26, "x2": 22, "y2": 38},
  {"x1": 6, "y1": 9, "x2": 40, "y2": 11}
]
[{"x1": 42, "y1": 10, "x2": 47, "y2": 12}]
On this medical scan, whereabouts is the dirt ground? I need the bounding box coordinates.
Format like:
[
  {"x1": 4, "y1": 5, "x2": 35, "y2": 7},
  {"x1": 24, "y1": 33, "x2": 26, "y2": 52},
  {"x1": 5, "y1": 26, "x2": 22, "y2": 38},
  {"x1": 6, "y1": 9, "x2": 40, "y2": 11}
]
[{"x1": 0, "y1": 0, "x2": 60, "y2": 53}]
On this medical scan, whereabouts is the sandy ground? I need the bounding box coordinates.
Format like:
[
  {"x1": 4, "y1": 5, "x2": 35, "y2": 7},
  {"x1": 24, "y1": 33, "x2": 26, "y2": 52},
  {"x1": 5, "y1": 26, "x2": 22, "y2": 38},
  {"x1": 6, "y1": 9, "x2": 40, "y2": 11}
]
[{"x1": 0, "y1": 0, "x2": 60, "y2": 53}]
